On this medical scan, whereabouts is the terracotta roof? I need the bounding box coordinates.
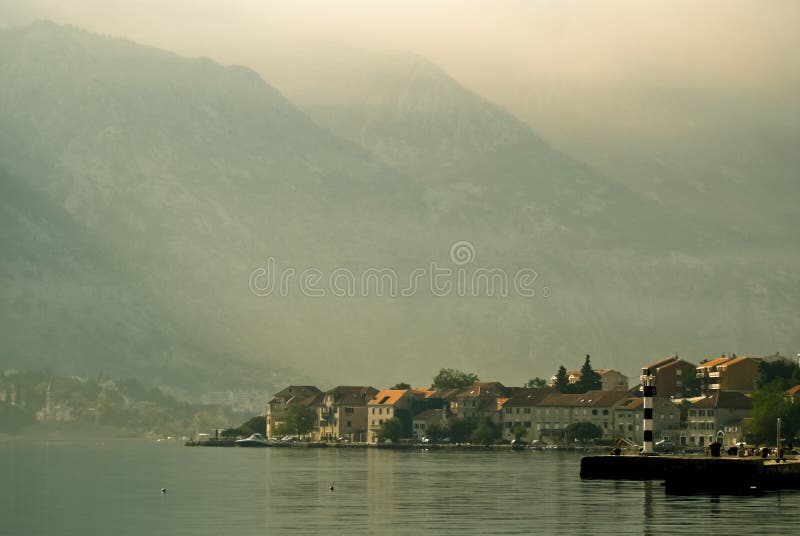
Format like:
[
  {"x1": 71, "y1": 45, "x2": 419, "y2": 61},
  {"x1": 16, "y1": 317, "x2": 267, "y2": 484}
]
[
  {"x1": 614, "y1": 397, "x2": 644, "y2": 410},
  {"x1": 413, "y1": 408, "x2": 449, "y2": 422},
  {"x1": 717, "y1": 356, "x2": 754, "y2": 368},
  {"x1": 368, "y1": 389, "x2": 409, "y2": 406},
  {"x1": 658, "y1": 359, "x2": 695, "y2": 372},
  {"x1": 786, "y1": 385, "x2": 800, "y2": 396},
  {"x1": 642, "y1": 356, "x2": 679, "y2": 371},
  {"x1": 456, "y1": 382, "x2": 509, "y2": 398},
  {"x1": 268, "y1": 386, "x2": 322, "y2": 405},
  {"x1": 502, "y1": 388, "x2": 552, "y2": 408},
  {"x1": 539, "y1": 390, "x2": 629, "y2": 408},
  {"x1": 322, "y1": 386, "x2": 378, "y2": 406},
  {"x1": 410, "y1": 389, "x2": 437, "y2": 398},
  {"x1": 496, "y1": 398, "x2": 510, "y2": 411},
  {"x1": 691, "y1": 391, "x2": 752, "y2": 410},
  {"x1": 434, "y1": 388, "x2": 461, "y2": 400},
  {"x1": 697, "y1": 357, "x2": 731, "y2": 370}
]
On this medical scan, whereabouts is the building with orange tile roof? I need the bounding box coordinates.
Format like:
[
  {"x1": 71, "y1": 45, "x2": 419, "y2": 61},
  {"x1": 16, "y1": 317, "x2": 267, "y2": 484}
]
[
  {"x1": 367, "y1": 389, "x2": 434, "y2": 443},
  {"x1": 696, "y1": 355, "x2": 759, "y2": 394}
]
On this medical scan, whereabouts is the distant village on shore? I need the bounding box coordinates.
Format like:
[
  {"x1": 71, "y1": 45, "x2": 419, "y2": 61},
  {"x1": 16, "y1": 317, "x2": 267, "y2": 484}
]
[{"x1": 265, "y1": 353, "x2": 800, "y2": 449}]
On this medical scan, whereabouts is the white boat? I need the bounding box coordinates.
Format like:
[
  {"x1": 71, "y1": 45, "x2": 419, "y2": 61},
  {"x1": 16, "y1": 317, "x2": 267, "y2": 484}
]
[{"x1": 235, "y1": 433, "x2": 269, "y2": 447}]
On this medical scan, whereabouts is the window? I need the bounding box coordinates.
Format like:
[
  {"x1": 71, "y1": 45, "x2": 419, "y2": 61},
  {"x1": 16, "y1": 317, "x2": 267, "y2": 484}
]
[
  {"x1": 516, "y1": 408, "x2": 520, "y2": 414},
  {"x1": 379, "y1": 419, "x2": 384, "y2": 425},
  {"x1": 689, "y1": 410, "x2": 697, "y2": 416},
  {"x1": 345, "y1": 408, "x2": 354, "y2": 414},
  {"x1": 371, "y1": 408, "x2": 375, "y2": 414},
  {"x1": 505, "y1": 422, "x2": 512, "y2": 429},
  {"x1": 602, "y1": 409, "x2": 609, "y2": 416},
  {"x1": 592, "y1": 409, "x2": 598, "y2": 416},
  {"x1": 707, "y1": 410, "x2": 714, "y2": 417},
  {"x1": 506, "y1": 407, "x2": 512, "y2": 414},
  {"x1": 698, "y1": 410, "x2": 705, "y2": 416},
  {"x1": 346, "y1": 421, "x2": 352, "y2": 427},
  {"x1": 524, "y1": 408, "x2": 531, "y2": 414},
  {"x1": 524, "y1": 421, "x2": 531, "y2": 428}
]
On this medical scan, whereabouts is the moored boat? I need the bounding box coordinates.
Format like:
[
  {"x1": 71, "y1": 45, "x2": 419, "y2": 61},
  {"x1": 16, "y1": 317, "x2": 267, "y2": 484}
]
[{"x1": 235, "y1": 433, "x2": 269, "y2": 447}]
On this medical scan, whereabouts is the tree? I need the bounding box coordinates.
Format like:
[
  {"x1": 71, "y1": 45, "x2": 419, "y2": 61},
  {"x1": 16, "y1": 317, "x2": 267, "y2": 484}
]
[
  {"x1": 526, "y1": 377, "x2": 548, "y2": 388},
  {"x1": 448, "y1": 417, "x2": 478, "y2": 443},
  {"x1": 563, "y1": 421, "x2": 603, "y2": 443},
  {"x1": 471, "y1": 416, "x2": 501, "y2": 446},
  {"x1": 755, "y1": 360, "x2": 800, "y2": 390},
  {"x1": 282, "y1": 403, "x2": 317, "y2": 438},
  {"x1": 576, "y1": 354, "x2": 601, "y2": 393},
  {"x1": 680, "y1": 371, "x2": 702, "y2": 397},
  {"x1": 512, "y1": 424, "x2": 528, "y2": 442},
  {"x1": 378, "y1": 417, "x2": 403, "y2": 443},
  {"x1": 391, "y1": 382, "x2": 411, "y2": 390},
  {"x1": 238, "y1": 416, "x2": 267, "y2": 436},
  {"x1": 425, "y1": 423, "x2": 448, "y2": 443},
  {"x1": 431, "y1": 368, "x2": 479, "y2": 390},
  {"x1": 749, "y1": 382, "x2": 800, "y2": 444},
  {"x1": 553, "y1": 365, "x2": 569, "y2": 393}
]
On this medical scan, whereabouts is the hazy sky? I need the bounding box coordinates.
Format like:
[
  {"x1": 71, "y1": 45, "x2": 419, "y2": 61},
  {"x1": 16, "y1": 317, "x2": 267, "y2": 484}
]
[{"x1": 3, "y1": 1, "x2": 797, "y2": 105}]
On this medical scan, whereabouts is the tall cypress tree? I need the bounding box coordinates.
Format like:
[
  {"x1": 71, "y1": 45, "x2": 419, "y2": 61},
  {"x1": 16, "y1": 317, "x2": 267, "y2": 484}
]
[
  {"x1": 578, "y1": 354, "x2": 601, "y2": 392},
  {"x1": 554, "y1": 365, "x2": 569, "y2": 393}
]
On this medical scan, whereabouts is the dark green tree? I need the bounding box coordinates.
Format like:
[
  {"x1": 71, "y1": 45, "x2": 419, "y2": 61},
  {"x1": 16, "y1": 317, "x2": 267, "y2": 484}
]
[
  {"x1": 749, "y1": 382, "x2": 800, "y2": 444},
  {"x1": 448, "y1": 417, "x2": 478, "y2": 443},
  {"x1": 755, "y1": 360, "x2": 800, "y2": 390},
  {"x1": 563, "y1": 421, "x2": 603, "y2": 443},
  {"x1": 378, "y1": 417, "x2": 403, "y2": 443},
  {"x1": 425, "y1": 423, "x2": 448, "y2": 443},
  {"x1": 512, "y1": 424, "x2": 528, "y2": 442},
  {"x1": 681, "y1": 370, "x2": 702, "y2": 397},
  {"x1": 526, "y1": 377, "x2": 548, "y2": 388},
  {"x1": 471, "y1": 416, "x2": 501, "y2": 446},
  {"x1": 282, "y1": 403, "x2": 317, "y2": 438},
  {"x1": 431, "y1": 368, "x2": 479, "y2": 390},
  {"x1": 237, "y1": 415, "x2": 267, "y2": 436},
  {"x1": 391, "y1": 382, "x2": 411, "y2": 390},
  {"x1": 576, "y1": 354, "x2": 601, "y2": 393},
  {"x1": 554, "y1": 365, "x2": 569, "y2": 393}
]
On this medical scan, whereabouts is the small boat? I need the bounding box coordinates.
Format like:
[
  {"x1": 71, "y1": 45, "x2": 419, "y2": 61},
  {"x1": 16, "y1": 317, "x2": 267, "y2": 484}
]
[{"x1": 235, "y1": 433, "x2": 269, "y2": 447}]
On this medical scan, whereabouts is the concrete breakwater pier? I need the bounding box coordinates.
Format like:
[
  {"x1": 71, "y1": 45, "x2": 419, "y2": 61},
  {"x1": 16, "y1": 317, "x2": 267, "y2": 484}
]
[{"x1": 581, "y1": 454, "x2": 800, "y2": 494}]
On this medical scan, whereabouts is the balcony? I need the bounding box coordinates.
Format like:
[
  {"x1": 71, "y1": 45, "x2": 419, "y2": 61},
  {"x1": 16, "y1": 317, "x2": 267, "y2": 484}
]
[
  {"x1": 708, "y1": 371, "x2": 721, "y2": 378},
  {"x1": 709, "y1": 383, "x2": 720, "y2": 390}
]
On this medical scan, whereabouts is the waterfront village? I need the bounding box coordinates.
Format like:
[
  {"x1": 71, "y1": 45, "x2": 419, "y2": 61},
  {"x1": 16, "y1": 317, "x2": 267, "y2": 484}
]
[{"x1": 259, "y1": 353, "x2": 800, "y2": 450}]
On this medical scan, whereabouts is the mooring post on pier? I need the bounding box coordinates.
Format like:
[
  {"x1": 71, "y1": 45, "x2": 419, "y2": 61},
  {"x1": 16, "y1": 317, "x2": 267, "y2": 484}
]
[{"x1": 641, "y1": 368, "x2": 654, "y2": 454}]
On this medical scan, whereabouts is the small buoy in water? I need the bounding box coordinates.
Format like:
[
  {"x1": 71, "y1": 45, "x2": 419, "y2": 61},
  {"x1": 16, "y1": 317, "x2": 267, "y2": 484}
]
[{"x1": 161, "y1": 488, "x2": 167, "y2": 494}]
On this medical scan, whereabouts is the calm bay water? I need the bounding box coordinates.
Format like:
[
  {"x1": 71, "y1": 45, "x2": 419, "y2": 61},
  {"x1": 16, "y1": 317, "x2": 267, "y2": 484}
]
[{"x1": 2, "y1": 440, "x2": 799, "y2": 535}]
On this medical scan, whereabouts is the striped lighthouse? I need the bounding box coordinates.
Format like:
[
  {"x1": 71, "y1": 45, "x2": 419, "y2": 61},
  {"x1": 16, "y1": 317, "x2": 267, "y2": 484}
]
[{"x1": 642, "y1": 368, "x2": 655, "y2": 454}]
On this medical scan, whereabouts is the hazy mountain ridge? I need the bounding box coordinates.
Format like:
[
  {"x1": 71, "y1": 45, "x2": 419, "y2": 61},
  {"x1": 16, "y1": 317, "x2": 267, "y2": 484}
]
[{"x1": 0, "y1": 22, "x2": 797, "y2": 390}]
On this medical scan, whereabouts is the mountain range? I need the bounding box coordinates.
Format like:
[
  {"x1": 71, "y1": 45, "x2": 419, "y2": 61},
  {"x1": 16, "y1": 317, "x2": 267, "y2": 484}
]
[{"x1": 0, "y1": 22, "x2": 797, "y2": 395}]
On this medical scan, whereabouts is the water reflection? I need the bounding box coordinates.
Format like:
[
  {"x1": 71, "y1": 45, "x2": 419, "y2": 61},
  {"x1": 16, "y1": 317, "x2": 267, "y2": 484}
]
[{"x1": 1, "y1": 443, "x2": 799, "y2": 535}]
